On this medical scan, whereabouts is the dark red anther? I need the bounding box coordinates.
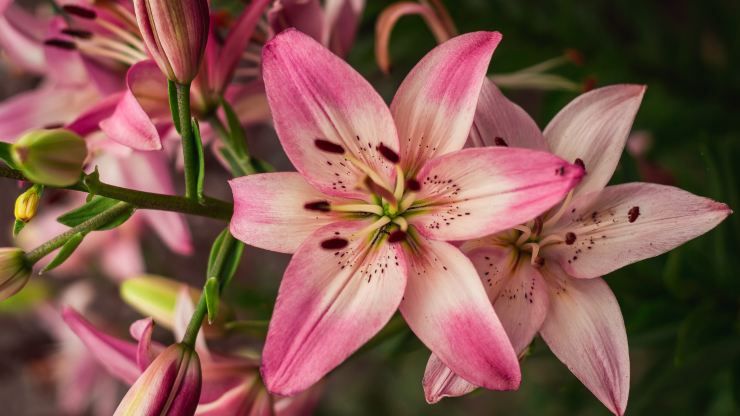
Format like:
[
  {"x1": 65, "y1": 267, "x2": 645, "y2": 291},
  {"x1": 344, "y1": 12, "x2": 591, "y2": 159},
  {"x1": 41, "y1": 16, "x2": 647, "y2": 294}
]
[
  {"x1": 377, "y1": 143, "x2": 400, "y2": 164},
  {"x1": 574, "y1": 158, "x2": 585, "y2": 172},
  {"x1": 565, "y1": 232, "x2": 576, "y2": 245},
  {"x1": 321, "y1": 238, "x2": 349, "y2": 249},
  {"x1": 304, "y1": 200, "x2": 331, "y2": 212},
  {"x1": 628, "y1": 206, "x2": 640, "y2": 223},
  {"x1": 406, "y1": 178, "x2": 421, "y2": 192},
  {"x1": 314, "y1": 139, "x2": 345, "y2": 154},
  {"x1": 494, "y1": 137, "x2": 508, "y2": 147},
  {"x1": 62, "y1": 5, "x2": 97, "y2": 19},
  {"x1": 61, "y1": 28, "x2": 94, "y2": 39},
  {"x1": 388, "y1": 230, "x2": 407, "y2": 243},
  {"x1": 533, "y1": 256, "x2": 545, "y2": 268},
  {"x1": 44, "y1": 39, "x2": 77, "y2": 50}
]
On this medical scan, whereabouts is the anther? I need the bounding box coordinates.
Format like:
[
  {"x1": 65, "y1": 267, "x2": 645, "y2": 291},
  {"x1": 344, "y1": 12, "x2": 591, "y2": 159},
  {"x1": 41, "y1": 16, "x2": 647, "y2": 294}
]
[
  {"x1": 494, "y1": 137, "x2": 508, "y2": 147},
  {"x1": 574, "y1": 158, "x2": 586, "y2": 172},
  {"x1": 565, "y1": 232, "x2": 576, "y2": 245},
  {"x1": 61, "y1": 28, "x2": 94, "y2": 39},
  {"x1": 388, "y1": 230, "x2": 407, "y2": 243},
  {"x1": 364, "y1": 176, "x2": 396, "y2": 205},
  {"x1": 406, "y1": 178, "x2": 421, "y2": 192},
  {"x1": 533, "y1": 256, "x2": 545, "y2": 268},
  {"x1": 44, "y1": 39, "x2": 77, "y2": 50},
  {"x1": 314, "y1": 139, "x2": 345, "y2": 154},
  {"x1": 321, "y1": 238, "x2": 349, "y2": 249},
  {"x1": 377, "y1": 143, "x2": 400, "y2": 164},
  {"x1": 304, "y1": 201, "x2": 331, "y2": 212},
  {"x1": 62, "y1": 5, "x2": 97, "y2": 19},
  {"x1": 628, "y1": 206, "x2": 640, "y2": 223}
]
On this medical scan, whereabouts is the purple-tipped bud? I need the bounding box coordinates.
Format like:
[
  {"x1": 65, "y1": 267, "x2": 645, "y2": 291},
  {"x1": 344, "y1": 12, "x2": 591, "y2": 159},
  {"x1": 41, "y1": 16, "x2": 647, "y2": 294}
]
[
  {"x1": 114, "y1": 343, "x2": 201, "y2": 416},
  {"x1": 0, "y1": 248, "x2": 31, "y2": 301},
  {"x1": 133, "y1": 0, "x2": 209, "y2": 84}
]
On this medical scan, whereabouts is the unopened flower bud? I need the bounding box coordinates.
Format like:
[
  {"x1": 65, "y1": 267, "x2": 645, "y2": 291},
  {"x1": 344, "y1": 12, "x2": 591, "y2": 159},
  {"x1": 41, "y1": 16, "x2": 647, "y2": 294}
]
[
  {"x1": 134, "y1": 0, "x2": 209, "y2": 84},
  {"x1": 14, "y1": 185, "x2": 42, "y2": 223},
  {"x1": 114, "y1": 343, "x2": 202, "y2": 416},
  {"x1": 0, "y1": 248, "x2": 32, "y2": 301},
  {"x1": 11, "y1": 129, "x2": 87, "y2": 187}
]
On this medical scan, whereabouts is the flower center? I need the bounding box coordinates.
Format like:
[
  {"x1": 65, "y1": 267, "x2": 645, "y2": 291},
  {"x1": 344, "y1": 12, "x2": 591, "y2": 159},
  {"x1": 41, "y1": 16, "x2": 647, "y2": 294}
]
[{"x1": 512, "y1": 189, "x2": 576, "y2": 267}]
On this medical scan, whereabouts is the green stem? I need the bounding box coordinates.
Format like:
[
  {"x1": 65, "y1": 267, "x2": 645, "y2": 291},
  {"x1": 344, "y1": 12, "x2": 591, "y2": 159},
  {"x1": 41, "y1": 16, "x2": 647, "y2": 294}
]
[
  {"x1": 0, "y1": 165, "x2": 232, "y2": 221},
  {"x1": 25, "y1": 202, "x2": 132, "y2": 264},
  {"x1": 175, "y1": 82, "x2": 199, "y2": 199},
  {"x1": 207, "y1": 115, "x2": 256, "y2": 176},
  {"x1": 182, "y1": 294, "x2": 208, "y2": 348}
]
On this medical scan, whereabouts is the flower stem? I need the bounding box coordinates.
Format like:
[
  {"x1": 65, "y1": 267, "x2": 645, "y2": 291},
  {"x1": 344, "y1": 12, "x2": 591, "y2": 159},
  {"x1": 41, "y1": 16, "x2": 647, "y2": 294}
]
[
  {"x1": 0, "y1": 165, "x2": 232, "y2": 221},
  {"x1": 207, "y1": 115, "x2": 257, "y2": 176},
  {"x1": 25, "y1": 201, "x2": 133, "y2": 264},
  {"x1": 175, "y1": 82, "x2": 199, "y2": 200},
  {"x1": 182, "y1": 294, "x2": 208, "y2": 348}
]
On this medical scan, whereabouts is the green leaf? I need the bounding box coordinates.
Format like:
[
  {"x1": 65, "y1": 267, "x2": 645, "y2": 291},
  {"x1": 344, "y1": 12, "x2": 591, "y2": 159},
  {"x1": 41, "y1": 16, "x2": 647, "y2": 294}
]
[
  {"x1": 207, "y1": 229, "x2": 245, "y2": 292},
  {"x1": 221, "y1": 99, "x2": 248, "y2": 157},
  {"x1": 0, "y1": 142, "x2": 18, "y2": 169},
  {"x1": 42, "y1": 232, "x2": 85, "y2": 273},
  {"x1": 192, "y1": 118, "x2": 206, "y2": 204},
  {"x1": 12, "y1": 219, "x2": 25, "y2": 237},
  {"x1": 219, "y1": 147, "x2": 248, "y2": 177},
  {"x1": 204, "y1": 277, "x2": 220, "y2": 324},
  {"x1": 168, "y1": 80, "x2": 181, "y2": 133},
  {"x1": 57, "y1": 196, "x2": 135, "y2": 230}
]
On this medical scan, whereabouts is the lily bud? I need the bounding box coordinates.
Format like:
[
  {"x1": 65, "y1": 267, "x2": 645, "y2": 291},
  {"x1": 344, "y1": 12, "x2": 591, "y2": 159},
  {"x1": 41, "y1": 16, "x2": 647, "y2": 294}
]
[
  {"x1": 134, "y1": 0, "x2": 209, "y2": 84},
  {"x1": 114, "y1": 343, "x2": 202, "y2": 416},
  {"x1": 14, "y1": 185, "x2": 42, "y2": 223},
  {"x1": 0, "y1": 248, "x2": 32, "y2": 301},
  {"x1": 11, "y1": 129, "x2": 87, "y2": 187}
]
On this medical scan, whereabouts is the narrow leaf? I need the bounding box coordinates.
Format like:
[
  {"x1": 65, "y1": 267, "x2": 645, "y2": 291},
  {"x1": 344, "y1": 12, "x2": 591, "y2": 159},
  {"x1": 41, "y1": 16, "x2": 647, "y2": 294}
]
[
  {"x1": 12, "y1": 219, "x2": 25, "y2": 237},
  {"x1": 168, "y1": 80, "x2": 181, "y2": 133},
  {"x1": 192, "y1": 118, "x2": 206, "y2": 204},
  {"x1": 42, "y1": 232, "x2": 85, "y2": 273},
  {"x1": 204, "y1": 277, "x2": 220, "y2": 324},
  {"x1": 57, "y1": 196, "x2": 135, "y2": 230},
  {"x1": 221, "y1": 99, "x2": 248, "y2": 157},
  {"x1": 207, "y1": 229, "x2": 244, "y2": 292}
]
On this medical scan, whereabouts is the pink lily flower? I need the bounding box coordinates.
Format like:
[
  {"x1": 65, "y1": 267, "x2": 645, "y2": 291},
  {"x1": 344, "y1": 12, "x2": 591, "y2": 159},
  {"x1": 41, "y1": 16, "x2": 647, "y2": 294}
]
[
  {"x1": 62, "y1": 290, "x2": 320, "y2": 415},
  {"x1": 422, "y1": 81, "x2": 732, "y2": 414},
  {"x1": 229, "y1": 29, "x2": 585, "y2": 395}
]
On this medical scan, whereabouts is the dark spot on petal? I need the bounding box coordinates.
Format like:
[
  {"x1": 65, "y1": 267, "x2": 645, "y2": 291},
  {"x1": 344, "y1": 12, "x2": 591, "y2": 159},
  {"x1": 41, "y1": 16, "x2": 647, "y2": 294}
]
[
  {"x1": 62, "y1": 5, "x2": 97, "y2": 19},
  {"x1": 377, "y1": 143, "x2": 400, "y2": 164},
  {"x1": 314, "y1": 139, "x2": 345, "y2": 154},
  {"x1": 628, "y1": 206, "x2": 640, "y2": 223},
  {"x1": 494, "y1": 137, "x2": 508, "y2": 147},
  {"x1": 555, "y1": 166, "x2": 566, "y2": 176},
  {"x1": 388, "y1": 230, "x2": 407, "y2": 243},
  {"x1": 321, "y1": 238, "x2": 348, "y2": 249},
  {"x1": 304, "y1": 200, "x2": 331, "y2": 212},
  {"x1": 565, "y1": 232, "x2": 576, "y2": 245}
]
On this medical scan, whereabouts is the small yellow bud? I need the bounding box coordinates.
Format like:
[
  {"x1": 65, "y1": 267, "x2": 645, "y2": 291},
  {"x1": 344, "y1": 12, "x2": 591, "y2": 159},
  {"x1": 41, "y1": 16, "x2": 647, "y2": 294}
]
[{"x1": 14, "y1": 186, "x2": 42, "y2": 223}]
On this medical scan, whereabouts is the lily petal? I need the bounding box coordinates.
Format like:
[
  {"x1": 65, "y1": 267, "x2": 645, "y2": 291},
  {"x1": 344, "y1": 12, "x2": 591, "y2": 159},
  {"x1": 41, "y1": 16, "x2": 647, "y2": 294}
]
[
  {"x1": 391, "y1": 31, "x2": 501, "y2": 174},
  {"x1": 262, "y1": 220, "x2": 407, "y2": 395},
  {"x1": 547, "y1": 182, "x2": 732, "y2": 279},
  {"x1": 422, "y1": 353, "x2": 477, "y2": 404},
  {"x1": 268, "y1": 0, "x2": 325, "y2": 43},
  {"x1": 66, "y1": 93, "x2": 122, "y2": 137},
  {"x1": 468, "y1": 79, "x2": 548, "y2": 151},
  {"x1": 99, "y1": 60, "x2": 168, "y2": 150},
  {"x1": 544, "y1": 84, "x2": 645, "y2": 195},
  {"x1": 129, "y1": 318, "x2": 155, "y2": 371},
  {"x1": 262, "y1": 29, "x2": 399, "y2": 199},
  {"x1": 539, "y1": 267, "x2": 629, "y2": 416},
  {"x1": 411, "y1": 147, "x2": 584, "y2": 241},
  {"x1": 61, "y1": 307, "x2": 140, "y2": 384},
  {"x1": 229, "y1": 173, "x2": 338, "y2": 254},
  {"x1": 324, "y1": 0, "x2": 365, "y2": 57},
  {"x1": 399, "y1": 233, "x2": 520, "y2": 391}
]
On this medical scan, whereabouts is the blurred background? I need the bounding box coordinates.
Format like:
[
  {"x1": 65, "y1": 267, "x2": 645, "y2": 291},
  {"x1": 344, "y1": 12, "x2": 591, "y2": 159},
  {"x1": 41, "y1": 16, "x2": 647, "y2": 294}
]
[{"x1": 1, "y1": 0, "x2": 739, "y2": 414}]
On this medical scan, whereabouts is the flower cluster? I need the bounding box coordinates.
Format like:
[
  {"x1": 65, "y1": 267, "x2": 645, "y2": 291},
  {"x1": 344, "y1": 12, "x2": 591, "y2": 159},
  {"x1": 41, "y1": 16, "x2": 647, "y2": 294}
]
[{"x1": 0, "y1": 0, "x2": 730, "y2": 415}]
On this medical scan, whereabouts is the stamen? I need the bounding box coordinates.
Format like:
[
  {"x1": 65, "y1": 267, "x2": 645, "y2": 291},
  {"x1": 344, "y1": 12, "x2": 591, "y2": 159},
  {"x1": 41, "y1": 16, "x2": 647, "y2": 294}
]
[
  {"x1": 393, "y1": 165, "x2": 405, "y2": 201},
  {"x1": 539, "y1": 234, "x2": 565, "y2": 247},
  {"x1": 61, "y1": 29, "x2": 93, "y2": 39},
  {"x1": 62, "y1": 5, "x2": 97, "y2": 19},
  {"x1": 363, "y1": 176, "x2": 396, "y2": 206},
  {"x1": 44, "y1": 39, "x2": 77, "y2": 50},
  {"x1": 522, "y1": 242, "x2": 541, "y2": 266},
  {"x1": 377, "y1": 143, "x2": 400, "y2": 164},
  {"x1": 392, "y1": 216, "x2": 408, "y2": 232},
  {"x1": 532, "y1": 217, "x2": 543, "y2": 236},
  {"x1": 332, "y1": 203, "x2": 384, "y2": 216},
  {"x1": 94, "y1": 19, "x2": 146, "y2": 51},
  {"x1": 398, "y1": 192, "x2": 417, "y2": 213},
  {"x1": 355, "y1": 216, "x2": 391, "y2": 237},
  {"x1": 388, "y1": 230, "x2": 407, "y2": 243},
  {"x1": 304, "y1": 201, "x2": 331, "y2": 212},
  {"x1": 235, "y1": 67, "x2": 261, "y2": 78},
  {"x1": 543, "y1": 189, "x2": 574, "y2": 228},
  {"x1": 564, "y1": 232, "x2": 576, "y2": 245},
  {"x1": 514, "y1": 225, "x2": 532, "y2": 246},
  {"x1": 494, "y1": 137, "x2": 508, "y2": 147},
  {"x1": 241, "y1": 49, "x2": 262, "y2": 64},
  {"x1": 314, "y1": 139, "x2": 345, "y2": 154},
  {"x1": 321, "y1": 238, "x2": 349, "y2": 249},
  {"x1": 348, "y1": 154, "x2": 393, "y2": 194}
]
